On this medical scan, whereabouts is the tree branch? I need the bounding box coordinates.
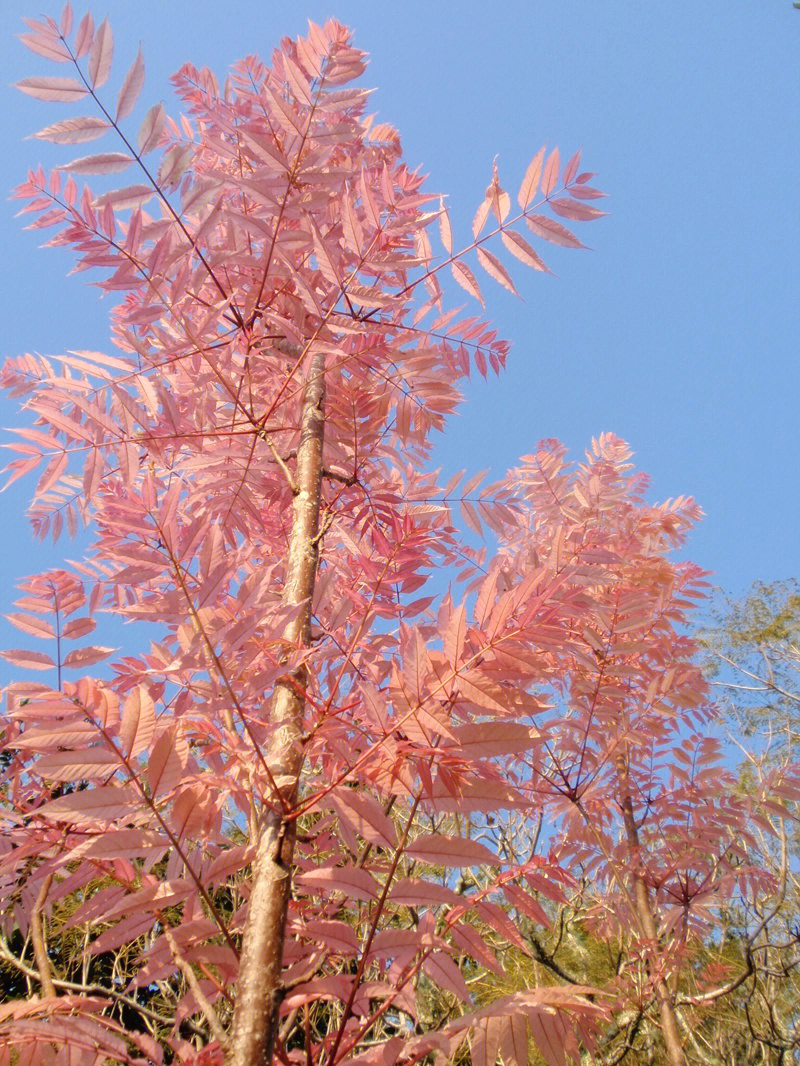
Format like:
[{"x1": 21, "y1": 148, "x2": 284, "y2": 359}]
[
  {"x1": 163, "y1": 925, "x2": 228, "y2": 1047},
  {"x1": 29, "y1": 873, "x2": 56, "y2": 999}
]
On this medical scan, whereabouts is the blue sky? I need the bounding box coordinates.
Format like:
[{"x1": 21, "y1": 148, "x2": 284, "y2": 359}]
[{"x1": 1, "y1": 0, "x2": 798, "y2": 663}]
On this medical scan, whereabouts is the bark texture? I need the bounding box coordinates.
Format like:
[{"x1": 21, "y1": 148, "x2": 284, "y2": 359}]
[{"x1": 226, "y1": 352, "x2": 326, "y2": 1066}]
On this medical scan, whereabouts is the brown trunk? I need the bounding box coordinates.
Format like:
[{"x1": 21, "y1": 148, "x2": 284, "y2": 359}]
[
  {"x1": 31, "y1": 871, "x2": 56, "y2": 998},
  {"x1": 226, "y1": 353, "x2": 326, "y2": 1066},
  {"x1": 616, "y1": 755, "x2": 685, "y2": 1066}
]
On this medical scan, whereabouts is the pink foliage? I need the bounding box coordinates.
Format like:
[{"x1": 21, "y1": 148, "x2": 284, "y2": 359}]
[{"x1": 1, "y1": 6, "x2": 792, "y2": 1066}]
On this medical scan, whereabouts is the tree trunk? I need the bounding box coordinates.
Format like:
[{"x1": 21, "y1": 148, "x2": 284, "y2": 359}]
[
  {"x1": 616, "y1": 755, "x2": 685, "y2": 1066},
  {"x1": 226, "y1": 352, "x2": 326, "y2": 1066},
  {"x1": 31, "y1": 871, "x2": 56, "y2": 998}
]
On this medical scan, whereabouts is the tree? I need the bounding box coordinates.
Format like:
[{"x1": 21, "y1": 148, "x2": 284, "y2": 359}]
[
  {"x1": 414, "y1": 456, "x2": 798, "y2": 1066},
  {"x1": 688, "y1": 582, "x2": 800, "y2": 1063},
  {"x1": 1, "y1": 7, "x2": 794, "y2": 1066},
  {"x1": 705, "y1": 580, "x2": 800, "y2": 749}
]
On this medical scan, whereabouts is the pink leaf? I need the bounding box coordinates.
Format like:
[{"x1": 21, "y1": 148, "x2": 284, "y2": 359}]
[
  {"x1": 487, "y1": 160, "x2": 510, "y2": 223},
  {"x1": 527, "y1": 1011, "x2": 566, "y2": 1066},
  {"x1": 74, "y1": 11, "x2": 93, "y2": 58},
  {"x1": 450, "y1": 923, "x2": 504, "y2": 976},
  {"x1": 406, "y1": 834, "x2": 497, "y2": 867},
  {"x1": 61, "y1": 616, "x2": 97, "y2": 639},
  {"x1": 58, "y1": 152, "x2": 134, "y2": 175},
  {"x1": 423, "y1": 952, "x2": 471, "y2": 1002},
  {"x1": 15, "y1": 76, "x2": 88, "y2": 102},
  {"x1": 206, "y1": 844, "x2": 256, "y2": 884},
  {"x1": 35, "y1": 747, "x2": 118, "y2": 780},
  {"x1": 4, "y1": 613, "x2": 56, "y2": 639},
  {"x1": 341, "y1": 192, "x2": 363, "y2": 255},
  {"x1": 18, "y1": 34, "x2": 71, "y2": 62},
  {"x1": 35, "y1": 449, "x2": 67, "y2": 496},
  {"x1": 20, "y1": 16, "x2": 61, "y2": 36},
  {"x1": 476, "y1": 247, "x2": 519, "y2": 296},
  {"x1": 471, "y1": 1017, "x2": 504, "y2": 1066},
  {"x1": 451, "y1": 261, "x2": 484, "y2": 307},
  {"x1": 462, "y1": 467, "x2": 488, "y2": 497},
  {"x1": 568, "y1": 184, "x2": 606, "y2": 200},
  {"x1": 359, "y1": 169, "x2": 382, "y2": 228},
  {"x1": 541, "y1": 147, "x2": 560, "y2": 197},
  {"x1": 298, "y1": 866, "x2": 379, "y2": 901},
  {"x1": 36, "y1": 784, "x2": 140, "y2": 824},
  {"x1": 368, "y1": 928, "x2": 424, "y2": 959},
  {"x1": 518, "y1": 146, "x2": 545, "y2": 209},
  {"x1": 25, "y1": 207, "x2": 67, "y2": 230},
  {"x1": 501, "y1": 230, "x2": 550, "y2": 273},
  {"x1": 88, "y1": 17, "x2": 113, "y2": 89},
  {"x1": 548, "y1": 197, "x2": 608, "y2": 222},
  {"x1": 444, "y1": 601, "x2": 467, "y2": 667},
  {"x1": 89, "y1": 911, "x2": 155, "y2": 955},
  {"x1": 525, "y1": 213, "x2": 586, "y2": 249},
  {"x1": 502, "y1": 883, "x2": 551, "y2": 927},
  {"x1": 331, "y1": 790, "x2": 397, "y2": 848},
  {"x1": 147, "y1": 726, "x2": 189, "y2": 799},
  {"x1": 60, "y1": 2, "x2": 74, "y2": 36},
  {"x1": 62, "y1": 645, "x2": 114, "y2": 668},
  {"x1": 499, "y1": 1014, "x2": 528, "y2": 1066},
  {"x1": 115, "y1": 46, "x2": 145, "y2": 121},
  {"x1": 562, "y1": 149, "x2": 581, "y2": 186},
  {"x1": 303, "y1": 920, "x2": 359, "y2": 955},
  {"x1": 32, "y1": 116, "x2": 110, "y2": 144},
  {"x1": 93, "y1": 184, "x2": 154, "y2": 210},
  {"x1": 120, "y1": 685, "x2": 156, "y2": 759},
  {"x1": 158, "y1": 145, "x2": 192, "y2": 188},
  {"x1": 456, "y1": 672, "x2": 510, "y2": 715},
  {"x1": 438, "y1": 198, "x2": 453, "y2": 254},
  {"x1": 137, "y1": 103, "x2": 165, "y2": 154},
  {"x1": 282, "y1": 976, "x2": 353, "y2": 1010},
  {"x1": 73, "y1": 828, "x2": 167, "y2": 861},
  {"x1": 283, "y1": 53, "x2": 313, "y2": 106},
  {"x1": 0, "y1": 648, "x2": 56, "y2": 671},
  {"x1": 461, "y1": 499, "x2": 483, "y2": 536},
  {"x1": 389, "y1": 878, "x2": 464, "y2": 906},
  {"x1": 472, "y1": 197, "x2": 491, "y2": 240},
  {"x1": 452, "y1": 722, "x2": 539, "y2": 759}
]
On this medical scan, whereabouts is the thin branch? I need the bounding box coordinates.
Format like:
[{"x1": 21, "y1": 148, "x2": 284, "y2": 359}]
[
  {"x1": 29, "y1": 872, "x2": 56, "y2": 999},
  {"x1": 0, "y1": 937, "x2": 205, "y2": 1039},
  {"x1": 163, "y1": 925, "x2": 228, "y2": 1047}
]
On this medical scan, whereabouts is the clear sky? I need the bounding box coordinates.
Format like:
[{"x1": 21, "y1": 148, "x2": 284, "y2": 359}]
[{"x1": 1, "y1": 0, "x2": 798, "y2": 666}]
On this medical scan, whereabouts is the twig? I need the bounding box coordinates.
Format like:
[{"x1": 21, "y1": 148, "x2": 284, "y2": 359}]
[
  {"x1": 163, "y1": 925, "x2": 228, "y2": 1047},
  {"x1": 260, "y1": 430, "x2": 298, "y2": 494},
  {"x1": 0, "y1": 937, "x2": 205, "y2": 1038}
]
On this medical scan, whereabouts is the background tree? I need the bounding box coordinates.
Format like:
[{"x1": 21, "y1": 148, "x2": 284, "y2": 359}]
[
  {"x1": 416, "y1": 453, "x2": 799, "y2": 1066},
  {"x1": 705, "y1": 580, "x2": 800, "y2": 749},
  {"x1": 689, "y1": 582, "x2": 800, "y2": 1063}
]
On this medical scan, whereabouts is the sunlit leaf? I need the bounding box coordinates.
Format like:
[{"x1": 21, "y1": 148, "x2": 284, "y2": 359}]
[
  {"x1": 452, "y1": 260, "x2": 484, "y2": 306},
  {"x1": 57, "y1": 152, "x2": 134, "y2": 174},
  {"x1": 31, "y1": 116, "x2": 110, "y2": 144},
  {"x1": 116, "y1": 46, "x2": 145, "y2": 121},
  {"x1": 15, "y1": 76, "x2": 88, "y2": 102},
  {"x1": 518, "y1": 146, "x2": 545, "y2": 209},
  {"x1": 88, "y1": 17, "x2": 113, "y2": 88}
]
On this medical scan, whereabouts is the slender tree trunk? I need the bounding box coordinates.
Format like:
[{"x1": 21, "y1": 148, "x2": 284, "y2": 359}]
[
  {"x1": 226, "y1": 352, "x2": 326, "y2": 1066},
  {"x1": 616, "y1": 755, "x2": 685, "y2": 1066},
  {"x1": 31, "y1": 871, "x2": 56, "y2": 998}
]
